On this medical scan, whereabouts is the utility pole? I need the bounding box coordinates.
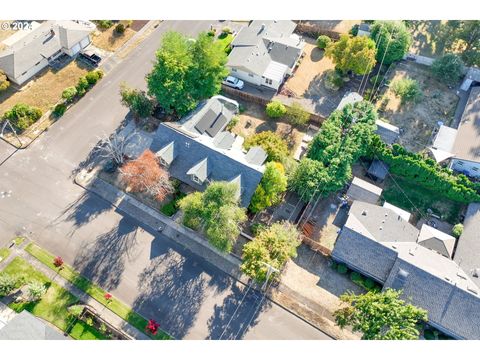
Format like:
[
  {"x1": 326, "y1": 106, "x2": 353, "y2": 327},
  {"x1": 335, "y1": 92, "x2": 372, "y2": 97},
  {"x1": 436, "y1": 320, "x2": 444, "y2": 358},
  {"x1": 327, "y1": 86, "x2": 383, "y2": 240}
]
[{"x1": 260, "y1": 261, "x2": 279, "y2": 292}]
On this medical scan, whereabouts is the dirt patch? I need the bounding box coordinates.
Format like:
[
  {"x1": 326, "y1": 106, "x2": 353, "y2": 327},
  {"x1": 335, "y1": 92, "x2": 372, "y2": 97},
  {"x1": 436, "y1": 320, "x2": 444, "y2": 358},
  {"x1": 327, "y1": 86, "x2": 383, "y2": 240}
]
[
  {"x1": 0, "y1": 60, "x2": 90, "y2": 116},
  {"x1": 375, "y1": 61, "x2": 460, "y2": 152},
  {"x1": 92, "y1": 26, "x2": 136, "y2": 52},
  {"x1": 301, "y1": 20, "x2": 361, "y2": 34},
  {"x1": 231, "y1": 102, "x2": 305, "y2": 156},
  {"x1": 284, "y1": 40, "x2": 335, "y2": 98}
]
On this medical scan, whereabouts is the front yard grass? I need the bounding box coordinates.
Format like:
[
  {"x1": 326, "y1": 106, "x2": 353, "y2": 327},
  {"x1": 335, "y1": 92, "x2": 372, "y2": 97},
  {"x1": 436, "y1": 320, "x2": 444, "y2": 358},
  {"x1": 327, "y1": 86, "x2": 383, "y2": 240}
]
[
  {"x1": 0, "y1": 61, "x2": 90, "y2": 117},
  {"x1": 1, "y1": 257, "x2": 107, "y2": 340},
  {"x1": 0, "y1": 248, "x2": 11, "y2": 263},
  {"x1": 216, "y1": 33, "x2": 233, "y2": 53},
  {"x1": 381, "y1": 175, "x2": 464, "y2": 224},
  {"x1": 25, "y1": 243, "x2": 172, "y2": 340}
]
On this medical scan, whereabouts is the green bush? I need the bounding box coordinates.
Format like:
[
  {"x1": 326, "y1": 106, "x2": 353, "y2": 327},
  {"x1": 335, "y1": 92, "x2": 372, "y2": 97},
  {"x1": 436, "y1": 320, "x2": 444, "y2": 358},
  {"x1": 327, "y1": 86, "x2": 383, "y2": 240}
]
[
  {"x1": 160, "y1": 201, "x2": 177, "y2": 217},
  {"x1": 115, "y1": 23, "x2": 125, "y2": 34},
  {"x1": 286, "y1": 102, "x2": 310, "y2": 126},
  {"x1": 53, "y1": 103, "x2": 67, "y2": 117},
  {"x1": 95, "y1": 20, "x2": 113, "y2": 29},
  {"x1": 251, "y1": 223, "x2": 267, "y2": 237},
  {"x1": 336, "y1": 264, "x2": 348, "y2": 274},
  {"x1": 0, "y1": 70, "x2": 10, "y2": 92},
  {"x1": 62, "y1": 86, "x2": 77, "y2": 102},
  {"x1": 244, "y1": 131, "x2": 289, "y2": 162},
  {"x1": 369, "y1": 75, "x2": 383, "y2": 85},
  {"x1": 3, "y1": 103, "x2": 43, "y2": 131},
  {"x1": 222, "y1": 26, "x2": 232, "y2": 34},
  {"x1": 350, "y1": 271, "x2": 365, "y2": 287},
  {"x1": 207, "y1": 30, "x2": 215, "y2": 37},
  {"x1": 391, "y1": 78, "x2": 422, "y2": 104},
  {"x1": 452, "y1": 223, "x2": 464, "y2": 238},
  {"x1": 226, "y1": 115, "x2": 239, "y2": 131},
  {"x1": 324, "y1": 69, "x2": 344, "y2": 91},
  {"x1": 265, "y1": 101, "x2": 287, "y2": 118},
  {"x1": 85, "y1": 70, "x2": 103, "y2": 85},
  {"x1": 0, "y1": 273, "x2": 17, "y2": 296},
  {"x1": 76, "y1": 76, "x2": 89, "y2": 95},
  {"x1": 26, "y1": 281, "x2": 47, "y2": 301},
  {"x1": 317, "y1": 35, "x2": 331, "y2": 50},
  {"x1": 363, "y1": 278, "x2": 376, "y2": 290},
  {"x1": 431, "y1": 54, "x2": 464, "y2": 86}
]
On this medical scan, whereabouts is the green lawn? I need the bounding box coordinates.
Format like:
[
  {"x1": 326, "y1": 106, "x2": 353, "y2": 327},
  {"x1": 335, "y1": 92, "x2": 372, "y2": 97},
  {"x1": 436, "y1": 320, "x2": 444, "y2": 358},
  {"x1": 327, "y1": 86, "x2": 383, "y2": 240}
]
[
  {"x1": 382, "y1": 175, "x2": 464, "y2": 224},
  {"x1": 216, "y1": 33, "x2": 234, "y2": 53},
  {"x1": 1, "y1": 257, "x2": 123, "y2": 340},
  {"x1": 0, "y1": 248, "x2": 11, "y2": 263},
  {"x1": 13, "y1": 237, "x2": 25, "y2": 246},
  {"x1": 25, "y1": 243, "x2": 172, "y2": 340}
]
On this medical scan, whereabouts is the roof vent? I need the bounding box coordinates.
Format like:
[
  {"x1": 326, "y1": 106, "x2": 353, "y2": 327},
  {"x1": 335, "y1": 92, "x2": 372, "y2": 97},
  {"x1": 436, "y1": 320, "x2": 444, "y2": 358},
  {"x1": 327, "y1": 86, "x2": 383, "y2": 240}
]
[
  {"x1": 444, "y1": 276, "x2": 451, "y2": 282},
  {"x1": 385, "y1": 213, "x2": 388, "y2": 217},
  {"x1": 361, "y1": 210, "x2": 368, "y2": 216},
  {"x1": 408, "y1": 249, "x2": 415, "y2": 256},
  {"x1": 473, "y1": 268, "x2": 480, "y2": 278},
  {"x1": 260, "y1": 23, "x2": 266, "y2": 32},
  {"x1": 379, "y1": 226, "x2": 383, "y2": 231},
  {"x1": 467, "y1": 286, "x2": 478, "y2": 295},
  {"x1": 457, "y1": 272, "x2": 467, "y2": 280}
]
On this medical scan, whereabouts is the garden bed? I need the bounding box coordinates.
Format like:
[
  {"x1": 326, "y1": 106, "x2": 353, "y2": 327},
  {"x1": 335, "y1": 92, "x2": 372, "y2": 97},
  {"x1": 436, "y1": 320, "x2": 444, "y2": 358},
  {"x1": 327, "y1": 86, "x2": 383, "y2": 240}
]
[{"x1": 25, "y1": 243, "x2": 172, "y2": 340}]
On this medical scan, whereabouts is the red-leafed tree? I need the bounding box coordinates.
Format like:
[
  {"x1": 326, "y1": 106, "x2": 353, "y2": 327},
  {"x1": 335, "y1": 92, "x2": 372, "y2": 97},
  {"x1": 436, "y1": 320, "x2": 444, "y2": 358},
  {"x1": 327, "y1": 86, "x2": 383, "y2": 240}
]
[
  {"x1": 53, "y1": 256, "x2": 64, "y2": 269},
  {"x1": 120, "y1": 150, "x2": 173, "y2": 201},
  {"x1": 145, "y1": 319, "x2": 160, "y2": 335}
]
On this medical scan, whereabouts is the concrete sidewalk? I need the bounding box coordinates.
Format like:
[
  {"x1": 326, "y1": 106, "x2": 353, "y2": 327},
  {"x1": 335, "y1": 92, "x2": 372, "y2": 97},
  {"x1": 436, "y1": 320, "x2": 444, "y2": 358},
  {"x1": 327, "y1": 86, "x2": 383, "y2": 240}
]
[{"x1": 75, "y1": 168, "x2": 357, "y2": 339}]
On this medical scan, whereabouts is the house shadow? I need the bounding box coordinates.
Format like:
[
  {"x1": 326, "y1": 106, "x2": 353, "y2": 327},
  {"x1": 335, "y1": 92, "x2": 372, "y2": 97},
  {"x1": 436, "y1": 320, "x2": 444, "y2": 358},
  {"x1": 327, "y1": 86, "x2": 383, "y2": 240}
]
[
  {"x1": 72, "y1": 216, "x2": 140, "y2": 290},
  {"x1": 206, "y1": 282, "x2": 271, "y2": 340}
]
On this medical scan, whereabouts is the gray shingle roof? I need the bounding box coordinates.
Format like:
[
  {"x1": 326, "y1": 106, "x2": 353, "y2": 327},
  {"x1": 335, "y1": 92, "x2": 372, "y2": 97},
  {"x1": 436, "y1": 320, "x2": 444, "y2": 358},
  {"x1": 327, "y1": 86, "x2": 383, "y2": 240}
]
[
  {"x1": 346, "y1": 177, "x2": 383, "y2": 204},
  {"x1": 367, "y1": 159, "x2": 389, "y2": 181},
  {"x1": 0, "y1": 20, "x2": 94, "y2": 80},
  {"x1": 384, "y1": 244, "x2": 480, "y2": 339},
  {"x1": 375, "y1": 120, "x2": 400, "y2": 145},
  {"x1": 227, "y1": 20, "x2": 304, "y2": 76},
  {"x1": 417, "y1": 224, "x2": 456, "y2": 259},
  {"x1": 150, "y1": 123, "x2": 264, "y2": 208},
  {"x1": 454, "y1": 203, "x2": 480, "y2": 287},
  {"x1": 0, "y1": 311, "x2": 67, "y2": 340}
]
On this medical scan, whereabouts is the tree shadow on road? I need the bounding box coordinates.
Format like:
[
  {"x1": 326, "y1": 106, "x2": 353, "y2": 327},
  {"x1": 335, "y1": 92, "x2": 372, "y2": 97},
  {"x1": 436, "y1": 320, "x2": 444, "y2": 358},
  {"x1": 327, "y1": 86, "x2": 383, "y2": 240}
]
[
  {"x1": 206, "y1": 282, "x2": 271, "y2": 340},
  {"x1": 47, "y1": 191, "x2": 112, "y2": 237},
  {"x1": 72, "y1": 216, "x2": 140, "y2": 290},
  {"x1": 131, "y1": 246, "x2": 209, "y2": 339}
]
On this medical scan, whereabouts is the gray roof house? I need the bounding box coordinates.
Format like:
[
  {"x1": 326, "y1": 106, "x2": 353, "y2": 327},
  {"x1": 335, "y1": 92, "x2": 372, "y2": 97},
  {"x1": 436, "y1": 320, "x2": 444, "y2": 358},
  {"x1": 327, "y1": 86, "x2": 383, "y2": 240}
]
[
  {"x1": 375, "y1": 120, "x2": 400, "y2": 145},
  {"x1": 0, "y1": 311, "x2": 67, "y2": 340},
  {"x1": 0, "y1": 20, "x2": 95, "y2": 85},
  {"x1": 332, "y1": 200, "x2": 480, "y2": 339},
  {"x1": 150, "y1": 96, "x2": 266, "y2": 207},
  {"x1": 227, "y1": 20, "x2": 305, "y2": 91},
  {"x1": 345, "y1": 176, "x2": 383, "y2": 205}
]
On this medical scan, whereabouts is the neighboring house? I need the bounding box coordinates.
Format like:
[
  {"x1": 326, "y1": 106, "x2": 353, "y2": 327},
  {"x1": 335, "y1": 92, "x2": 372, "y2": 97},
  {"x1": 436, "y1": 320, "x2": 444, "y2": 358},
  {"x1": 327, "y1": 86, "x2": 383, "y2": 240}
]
[
  {"x1": 150, "y1": 96, "x2": 266, "y2": 207},
  {"x1": 227, "y1": 20, "x2": 305, "y2": 91},
  {"x1": 0, "y1": 20, "x2": 95, "y2": 85},
  {"x1": 345, "y1": 176, "x2": 383, "y2": 205},
  {"x1": 332, "y1": 200, "x2": 480, "y2": 339},
  {"x1": 428, "y1": 87, "x2": 480, "y2": 177},
  {"x1": 0, "y1": 311, "x2": 66, "y2": 340},
  {"x1": 336, "y1": 91, "x2": 363, "y2": 111},
  {"x1": 454, "y1": 203, "x2": 480, "y2": 288},
  {"x1": 356, "y1": 23, "x2": 371, "y2": 37}
]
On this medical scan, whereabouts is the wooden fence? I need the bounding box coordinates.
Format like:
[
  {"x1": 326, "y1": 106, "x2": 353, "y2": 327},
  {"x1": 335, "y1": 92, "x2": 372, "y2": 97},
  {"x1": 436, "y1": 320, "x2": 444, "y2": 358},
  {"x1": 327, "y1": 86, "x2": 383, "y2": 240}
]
[
  {"x1": 301, "y1": 236, "x2": 332, "y2": 257},
  {"x1": 294, "y1": 23, "x2": 342, "y2": 41}
]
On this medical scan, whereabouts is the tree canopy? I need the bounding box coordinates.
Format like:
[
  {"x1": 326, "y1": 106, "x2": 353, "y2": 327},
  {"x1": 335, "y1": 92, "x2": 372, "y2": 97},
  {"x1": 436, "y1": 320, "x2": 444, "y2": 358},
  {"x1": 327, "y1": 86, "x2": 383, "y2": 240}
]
[
  {"x1": 334, "y1": 289, "x2": 428, "y2": 340},
  {"x1": 244, "y1": 131, "x2": 289, "y2": 162},
  {"x1": 430, "y1": 54, "x2": 465, "y2": 85},
  {"x1": 241, "y1": 221, "x2": 301, "y2": 283},
  {"x1": 120, "y1": 83, "x2": 154, "y2": 119},
  {"x1": 178, "y1": 181, "x2": 246, "y2": 252},
  {"x1": 370, "y1": 21, "x2": 412, "y2": 65},
  {"x1": 249, "y1": 162, "x2": 288, "y2": 213},
  {"x1": 437, "y1": 21, "x2": 480, "y2": 66},
  {"x1": 325, "y1": 34, "x2": 377, "y2": 75},
  {"x1": 147, "y1": 31, "x2": 228, "y2": 117}
]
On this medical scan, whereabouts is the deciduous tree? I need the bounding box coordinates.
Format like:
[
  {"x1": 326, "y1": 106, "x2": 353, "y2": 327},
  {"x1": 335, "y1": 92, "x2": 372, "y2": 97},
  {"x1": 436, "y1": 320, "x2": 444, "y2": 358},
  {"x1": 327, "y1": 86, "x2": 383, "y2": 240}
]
[
  {"x1": 431, "y1": 54, "x2": 465, "y2": 85},
  {"x1": 120, "y1": 83, "x2": 154, "y2": 119},
  {"x1": 370, "y1": 21, "x2": 412, "y2": 65},
  {"x1": 120, "y1": 150, "x2": 173, "y2": 201},
  {"x1": 244, "y1": 131, "x2": 289, "y2": 162},
  {"x1": 249, "y1": 162, "x2": 287, "y2": 213},
  {"x1": 334, "y1": 289, "x2": 428, "y2": 340}
]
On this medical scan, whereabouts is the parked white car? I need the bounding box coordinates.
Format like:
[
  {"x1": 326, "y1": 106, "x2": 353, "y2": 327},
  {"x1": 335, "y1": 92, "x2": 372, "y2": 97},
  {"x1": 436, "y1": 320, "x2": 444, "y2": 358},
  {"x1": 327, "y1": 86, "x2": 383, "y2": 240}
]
[{"x1": 222, "y1": 76, "x2": 244, "y2": 90}]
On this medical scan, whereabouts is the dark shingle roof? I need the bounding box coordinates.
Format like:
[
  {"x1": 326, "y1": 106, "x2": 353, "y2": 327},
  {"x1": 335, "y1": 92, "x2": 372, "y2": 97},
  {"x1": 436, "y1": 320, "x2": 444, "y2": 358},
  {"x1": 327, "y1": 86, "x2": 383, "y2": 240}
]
[
  {"x1": 367, "y1": 159, "x2": 390, "y2": 181},
  {"x1": 151, "y1": 123, "x2": 264, "y2": 208}
]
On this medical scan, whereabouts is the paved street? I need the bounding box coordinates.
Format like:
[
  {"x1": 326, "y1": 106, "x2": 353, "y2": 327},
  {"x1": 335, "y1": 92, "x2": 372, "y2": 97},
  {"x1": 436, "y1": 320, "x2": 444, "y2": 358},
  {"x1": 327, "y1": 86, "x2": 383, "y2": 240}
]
[{"x1": 0, "y1": 21, "x2": 331, "y2": 340}]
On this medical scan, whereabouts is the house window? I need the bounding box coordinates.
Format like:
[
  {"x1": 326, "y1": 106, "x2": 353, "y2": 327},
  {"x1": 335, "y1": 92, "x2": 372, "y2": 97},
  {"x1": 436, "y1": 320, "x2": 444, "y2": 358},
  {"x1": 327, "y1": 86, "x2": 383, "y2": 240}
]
[
  {"x1": 248, "y1": 73, "x2": 254, "y2": 77},
  {"x1": 265, "y1": 78, "x2": 273, "y2": 85},
  {"x1": 191, "y1": 175, "x2": 203, "y2": 184},
  {"x1": 159, "y1": 157, "x2": 169, "y2": 168}
]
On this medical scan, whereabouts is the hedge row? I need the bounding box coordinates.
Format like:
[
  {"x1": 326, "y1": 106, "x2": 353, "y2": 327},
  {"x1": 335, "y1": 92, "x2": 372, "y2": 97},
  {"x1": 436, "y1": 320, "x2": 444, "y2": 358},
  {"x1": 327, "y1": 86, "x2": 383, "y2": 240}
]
[
  {"x1": 368, "y1": 136, "x2": 480, "y2": 203},
  {"x1": 331, "y1": 261, "x2": 381, "y2": 292}
]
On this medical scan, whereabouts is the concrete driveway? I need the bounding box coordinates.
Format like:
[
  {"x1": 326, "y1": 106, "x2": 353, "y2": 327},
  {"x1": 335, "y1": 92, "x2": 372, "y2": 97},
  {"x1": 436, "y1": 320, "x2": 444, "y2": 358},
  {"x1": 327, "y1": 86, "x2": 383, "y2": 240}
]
[{"x1": 0, "y1": 20, "x2": 331, "y2": 340}]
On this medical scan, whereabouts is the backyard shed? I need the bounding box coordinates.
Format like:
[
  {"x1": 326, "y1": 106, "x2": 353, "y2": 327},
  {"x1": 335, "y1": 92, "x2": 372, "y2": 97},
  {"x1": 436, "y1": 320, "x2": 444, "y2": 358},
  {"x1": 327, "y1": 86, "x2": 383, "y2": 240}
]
[
  {"x1": 367, "y1": 159, "x2": 390, "y2": 182},
  {"x1": 346, "y1": 177, "x2": 383, "y2": 205}
]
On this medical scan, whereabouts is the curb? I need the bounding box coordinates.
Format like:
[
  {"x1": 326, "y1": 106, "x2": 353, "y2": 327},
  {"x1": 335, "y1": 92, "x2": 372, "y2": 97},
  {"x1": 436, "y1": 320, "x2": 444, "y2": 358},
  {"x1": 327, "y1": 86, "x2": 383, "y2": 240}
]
[{"x1": 74, "y1": 169, "x2": 345, "y2": 339}]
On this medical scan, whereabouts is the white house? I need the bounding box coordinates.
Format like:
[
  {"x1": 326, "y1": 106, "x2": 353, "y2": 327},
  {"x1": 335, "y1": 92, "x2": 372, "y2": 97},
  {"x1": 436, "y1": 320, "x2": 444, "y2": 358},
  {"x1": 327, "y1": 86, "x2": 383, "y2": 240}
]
[
  {"x1": 0, "y1": 20, "x2": 95, "y2": 85},
  {"x1": 226, "y1": 20, "x2": 305, "y2": 91}
]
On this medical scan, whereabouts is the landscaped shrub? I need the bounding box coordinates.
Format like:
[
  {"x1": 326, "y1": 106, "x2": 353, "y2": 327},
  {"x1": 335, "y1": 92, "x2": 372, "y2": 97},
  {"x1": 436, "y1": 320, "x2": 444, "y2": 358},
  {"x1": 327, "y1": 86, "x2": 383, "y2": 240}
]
[
  {"x1": 120, "y1": 84, "x2": 154, "y2": 119},
  {"x1": 350, "y1": 271, "x2": 364, "y2": 285},
  {"x1": 53, "y1": 103, "x2": 67, "y2": 117},
  {"x1": 431, "y1": 54, "x2": 465, "y2": 86},
  {"x1": 95, "y1": 20, "x2": 114, "y2": 29},
  {"x1": 221, "y1": 26, "x2": 232, "y2": 34},
  {"x1": 207, "y1": 30, "x2": 215, "y2": 37},
  {"x1": 363, "y1": 278, "x2": 376, "y2": 290},
  {"x1": 62, "y1": 86, "x2": 78, "y2": 102},
  {"x1": 85, "y1": 70, "x2": 103, "y2": 85},
  {"x1": 244, "y1": 131, "x2": 289, "y2": 162},
  {"x1": 226, "y1": 115, "x2": 239, "y2": 131},
  {"x1": 0, "y1": 70, "x2": 10, "y2": 92},
  {"x1": 391, "y1": 77, "x2": 422, "y2": 104},
  {"x1": 3, "y1": 103, "x2": 43, "y2": 131},
  {"x1": 26, "y1": 281, "x2": 47, "y2": 301},
  {"x1": 324, "y1": 69, "x2": 344, "y2": 91},
  {"x1": 316, "y1": 35, "x2": 331, "y2": 50},
  {"x1": 452, "y1": 223, "x2": 464, "y2": 238},
  {"x1": 76, "y1": 76, "x2": 89, "y2": 96},
  {"x1": 336, "y1": 264, "x2": 348, "y2": 274},
  {"x1": 265, "y1": 100, "x2": 287, "y2": 118},
  {"x1": 285, "y1": 102, "x2": 310, "y2": 126},
  {"x1": 160, "y1": 201, "x2": 177, "y2": 217},
  {"x1": 0, "y1": 273, "x2": 17, "y2": 297},
  {"x1": 115, "y1": 23, "x2": 126, "y2": 34}
]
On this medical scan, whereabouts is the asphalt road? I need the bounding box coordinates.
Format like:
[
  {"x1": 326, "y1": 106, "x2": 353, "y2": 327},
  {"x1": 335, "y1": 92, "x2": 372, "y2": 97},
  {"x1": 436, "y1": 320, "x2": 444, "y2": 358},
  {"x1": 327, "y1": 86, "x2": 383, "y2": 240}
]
[{"x1": 0, "y1": 20, "x2": 331, "y2": 340}]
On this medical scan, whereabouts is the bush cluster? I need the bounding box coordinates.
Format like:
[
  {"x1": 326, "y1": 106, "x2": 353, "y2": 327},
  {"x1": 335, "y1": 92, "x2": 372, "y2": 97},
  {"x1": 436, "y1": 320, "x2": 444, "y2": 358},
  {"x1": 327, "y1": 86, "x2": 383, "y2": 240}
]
[
  {"x1": 316, "y1": 35, "x2": 331, "y2": 50},
  {"x1": 0, "y1": 70, "x2": 10, "y2": 92},
  {"x1": 3, "y1": 103, "x2": 42, "y2": 131},
  {"x1": 331, "y1": 262, "x2": 378, "y2": 291},
  {"x1": 265, "y1": 101, "x2": 287, "y2": 118},
  {"x1": 391, "y1": 77, "x2": 422, "y2": 104}
]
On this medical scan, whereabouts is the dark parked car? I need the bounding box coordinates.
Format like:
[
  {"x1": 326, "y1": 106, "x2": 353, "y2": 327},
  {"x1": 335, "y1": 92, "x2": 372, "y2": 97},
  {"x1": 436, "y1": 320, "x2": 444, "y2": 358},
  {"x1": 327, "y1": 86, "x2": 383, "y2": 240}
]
[{"x1": 78, "y1": 50, "x2": 102, "y2": 67}]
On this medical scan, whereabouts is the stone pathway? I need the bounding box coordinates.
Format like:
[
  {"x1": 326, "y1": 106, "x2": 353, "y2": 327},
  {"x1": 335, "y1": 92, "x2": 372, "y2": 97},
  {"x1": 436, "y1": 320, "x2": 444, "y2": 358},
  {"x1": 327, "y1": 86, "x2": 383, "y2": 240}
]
[{"x1": 0, "y1": 243, "x2": 150, "y2": 340}]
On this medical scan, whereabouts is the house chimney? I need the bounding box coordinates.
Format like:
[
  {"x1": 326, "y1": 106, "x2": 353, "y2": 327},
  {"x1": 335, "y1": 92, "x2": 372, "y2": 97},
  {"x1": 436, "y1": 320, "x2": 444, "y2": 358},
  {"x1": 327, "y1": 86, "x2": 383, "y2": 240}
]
[{"x1": 260, "y1": 23, "x2": 266, "y2": 32}]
